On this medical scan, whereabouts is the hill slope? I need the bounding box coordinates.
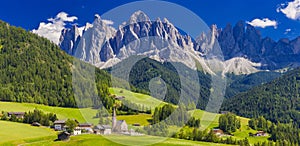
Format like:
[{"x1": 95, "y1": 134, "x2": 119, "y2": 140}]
[
  {"x1": 222, "y1": 67, "x2": 300, "y2": 123},
  {"x1": 225, "y1": 71, "x2": 282, "y2": 98},
  {"x1": 0, "y1": 120, "x2": 56, "y2": 144},
  {"x1": 0, "y1": 20, "x2": 111, "y2": 108}
]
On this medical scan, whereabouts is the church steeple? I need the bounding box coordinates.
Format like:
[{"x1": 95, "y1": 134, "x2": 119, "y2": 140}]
[{"x1": 112, "y1": 107, "x2": 117, "y2": 131}]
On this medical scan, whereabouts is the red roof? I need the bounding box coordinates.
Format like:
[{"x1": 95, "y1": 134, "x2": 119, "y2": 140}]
[{"x1": 8, "y1": 112, "x2": 25, "y2": 115}]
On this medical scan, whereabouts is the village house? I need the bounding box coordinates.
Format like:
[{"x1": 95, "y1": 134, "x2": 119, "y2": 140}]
[
  {"x1": 114, "y1": 96, "x2": 125, "y2": 100},
  {"x1": 31, "y1": 122, "x2": 41, "y2": 127},
  {"x1": 7, "y1": 112, "x2": 25, "y2": 119},
  {"x1": 57, "y1": 131, "x2": 70, "y2": 141},
  {"x1": 73, "y1": 127, "x2": 82, "y2": 135},
  {"x1": 78, "y1": 123, "x2": 93, "y2": 133},
  {"x1": 212, "y1": 129, "x2": 224, "y2": 136},
  {"x1": 54, "y1": 120, "x2": 66, "y2": 131},
  {"x1": 255, "y1": 131, "x2": 268, "y2": 137},
  {"x1": 94, "y1": 125, "x2": 112, "y2": 135}
]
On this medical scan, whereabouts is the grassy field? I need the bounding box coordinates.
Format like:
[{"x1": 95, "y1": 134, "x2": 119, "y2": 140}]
[
  {"x1": 0, "y1": 86, "x2": 270, "y2": 145},
  {"x1": 0, "y1": 121, "x2": 56, "y2": 145},
  {"x1": 0, "y1": 102, "x2": 153, "y2": 126},
  {"x1": 0, "y1": 120, "x2": 231, "y2": 146},
  {"x1": 109, "y1": 88, "x2": 167, "y2": 110},
  {"x1": 190, "y1": 110, "x2": 269, "y2": 144},
  {"x1": 117, "y1": 114, "x2": 152, "y2": 126},
  {"x1": 189, "y1": 109, "x2": 220, "y2": 129},
  {"x1": 14, "y1": 134, "x2": 233, "y2": 146},
  {"x1": 232, "y1": 117, "x2": 269, "y2": 144},
  {"x1": 0, "y1": 101, "x2": 98, "y2": 124}
]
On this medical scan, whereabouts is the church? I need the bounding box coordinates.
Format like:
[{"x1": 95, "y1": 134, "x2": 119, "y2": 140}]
[{"x1": 112, "y1": 107, "x2": 128, "y2": 133}]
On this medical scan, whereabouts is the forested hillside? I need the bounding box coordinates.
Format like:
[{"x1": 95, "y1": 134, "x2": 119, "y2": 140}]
[
  {"x1": 0, "y1": 21, "x2": 111, "y2": 108},
  {"x1": 225, "y1": 71, "x2": 281, "y2": 98},
  {"x1": 124, "y1": 58, "x2": 212, "y2": 109},
  {"x1": 222, "y1": 67, "x2": 300, "y2": 123}
]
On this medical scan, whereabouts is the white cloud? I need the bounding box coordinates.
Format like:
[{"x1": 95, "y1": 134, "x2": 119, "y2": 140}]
[
  {"x1": 48, "y1": 12, "x2": 77, "y2": 22},
  {"x1": 284, "y1": 28, "x2": 292, "y2": 34},
  {"x1": 32, "y1": 12, "x2": 78, "y2": 44},
  {"x1": 277, "y1": 0, "x2": 300, "y2": 20},
  {"x1": 246, "y1": 18, "x2": 278, "y2": 29}
]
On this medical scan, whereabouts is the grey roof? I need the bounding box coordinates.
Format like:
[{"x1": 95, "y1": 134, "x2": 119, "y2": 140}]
[
  {"x1": 8, "y1": 112, "x2": 25, "y2": 115},
  {"x1": 54, "y1": 120, "x2": 66, "y2": 124},
  {"x1": 78, "y1": 123, "x2": 93, "y2": 127},
  {"x1": 102, "y1": 125, "x2": 111, "y2": 129},
  {"x1": 95, "y1": 124, "x2": 111, "y2": 130},
  {"x1": 31, "y1": 122, "x2": 41, "y2": 126},
  {"x1": 116, "y1": 120, "x2": 126, "y2": 126}
]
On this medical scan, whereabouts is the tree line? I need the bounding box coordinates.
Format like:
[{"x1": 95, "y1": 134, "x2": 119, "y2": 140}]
[
  {"x1": 222, "y1": 67, "x2": 300, "y2": 124},
  {"x1": 249, "y1": 116, "x2": 300, "y2": 145},
  {"x1": 1, "y1": 109, "x2": 57, "y2": 126},
  {"x1": 172, "y1": 126, "x2": 251, "y2": 146},
  {"x1": 219, "y1": 113, "x2": 241, "y2": 133}
]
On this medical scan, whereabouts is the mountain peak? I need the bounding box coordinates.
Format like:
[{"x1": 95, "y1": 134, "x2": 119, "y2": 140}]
[
  {"x1": 84, "y1": 22, "x2": 93, "y2": 31},
  {"x1": 129, "y1": 10, "x2": 150, "y2": 24},
  {"x1": 94, "y1": 14, "x2": 101, "y2": 20}
]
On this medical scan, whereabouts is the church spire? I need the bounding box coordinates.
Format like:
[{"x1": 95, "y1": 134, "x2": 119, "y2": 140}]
[{"x1": 112, "y1": 107, "x2": 117, "y2": 131}]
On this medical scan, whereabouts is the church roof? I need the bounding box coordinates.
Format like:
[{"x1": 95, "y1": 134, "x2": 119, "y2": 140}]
[
  {"x1": 116, "y1": 120, "x2": 126, "y2": 125},
  {"x1": 95, "y1": 124, "x2": 111, "y2": 130}
]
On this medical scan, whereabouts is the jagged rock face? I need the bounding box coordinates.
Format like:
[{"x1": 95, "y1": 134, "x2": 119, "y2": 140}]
[
  {"x1": 261, "y1": 37, "x2": 276, "y2": 57},
  {"x1": 99, "y1": 11, "x2": 202, "y2": 71},
  {"x1": 59, "y1": 25, "x2": 81, "y2": 55},
  {"x1": 218, "y1": 24, "x2": 235, "y2": 60},
  {"x1": 73, "y1": 15, "x2": 116, "y2": 65},
  {"x1": 243, "y1": 25, "x2": 262, "y2": 62},
  {"x1": 195, "y1": 24, "x2": 219, "y2": 56},
  {"x1": 59, "y1": 10, "x2": 300, "y2": 74},
  {"x1": 217, "y1": 21, "x2": 300, "y2": 70},
  {"x1": 291, "y1": 37, "x2": 300, "y2": 54}
]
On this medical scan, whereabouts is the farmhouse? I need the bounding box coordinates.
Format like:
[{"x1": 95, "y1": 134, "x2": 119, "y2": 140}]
[
  {"x1": 115, "y1": 96, "x2": 125, "y2": 100},
  {"x1": 73, "y1": 127, "x2": 82, "y2": 135},
  {"x1": 57, "y1": 131, "x2": 70, "y2": 141},
  {"x1": 7, "y1": 112, "x2": 25, "y2": 119},
  {"x1": 54, "y1": 120, "x2": 66, "y2": 131},
  {"x1": 94, "y1": 125, "x2": 112, "y2": 135},
  {"x1": 255, "y1": 131, "x2": 268, "y2": 137},
  {"x1": 78, "y1": 123, "x2": 93, "y2": 133},
  {"x1": 212, "y1": 129, "x2": 224, "y2": 136},
  {"x1": 31, "y1": 122, "x2": 41, "y2": 127}
]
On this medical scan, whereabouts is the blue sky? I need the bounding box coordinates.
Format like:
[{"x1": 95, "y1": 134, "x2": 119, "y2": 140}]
[{"x1": 0, "y1": 0, "x2": 299, "y2": 41}]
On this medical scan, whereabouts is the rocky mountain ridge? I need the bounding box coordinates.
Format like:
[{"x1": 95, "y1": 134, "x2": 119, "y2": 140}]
[{"x1": 59, "y1": 11, "x2": 300, "y2": 74}]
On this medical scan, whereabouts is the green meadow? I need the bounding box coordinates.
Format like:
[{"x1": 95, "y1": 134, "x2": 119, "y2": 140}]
[
  {"x1": 0, "y1": 120, "x2": 56, "y2": 145},
  {"x1": 0, "y1": 87, "x2": 270, "y2": 145},
  {"x1": 0, "y1": 101, "x2": 97, "y2": 124},
  {"x1": 117, "y1": 114, "x2": 152, "y2": 126},
  {"x1": 109, "y1": 87, "x2": 167, "y2": 110},
  {"x1": 0, "y1": 101, "x2": 152, "y2": 126},
  {"x1": 232, "y1": 117, "x2": 269, "y2": 144},
  {"x1": 12, "y1": 134, "x2": 233, "y2": 146}
]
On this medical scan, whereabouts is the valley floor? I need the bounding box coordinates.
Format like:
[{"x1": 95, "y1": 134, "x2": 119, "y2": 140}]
[{"x1": 3, "y1": 133, "x2": 233, "y2": 146}]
